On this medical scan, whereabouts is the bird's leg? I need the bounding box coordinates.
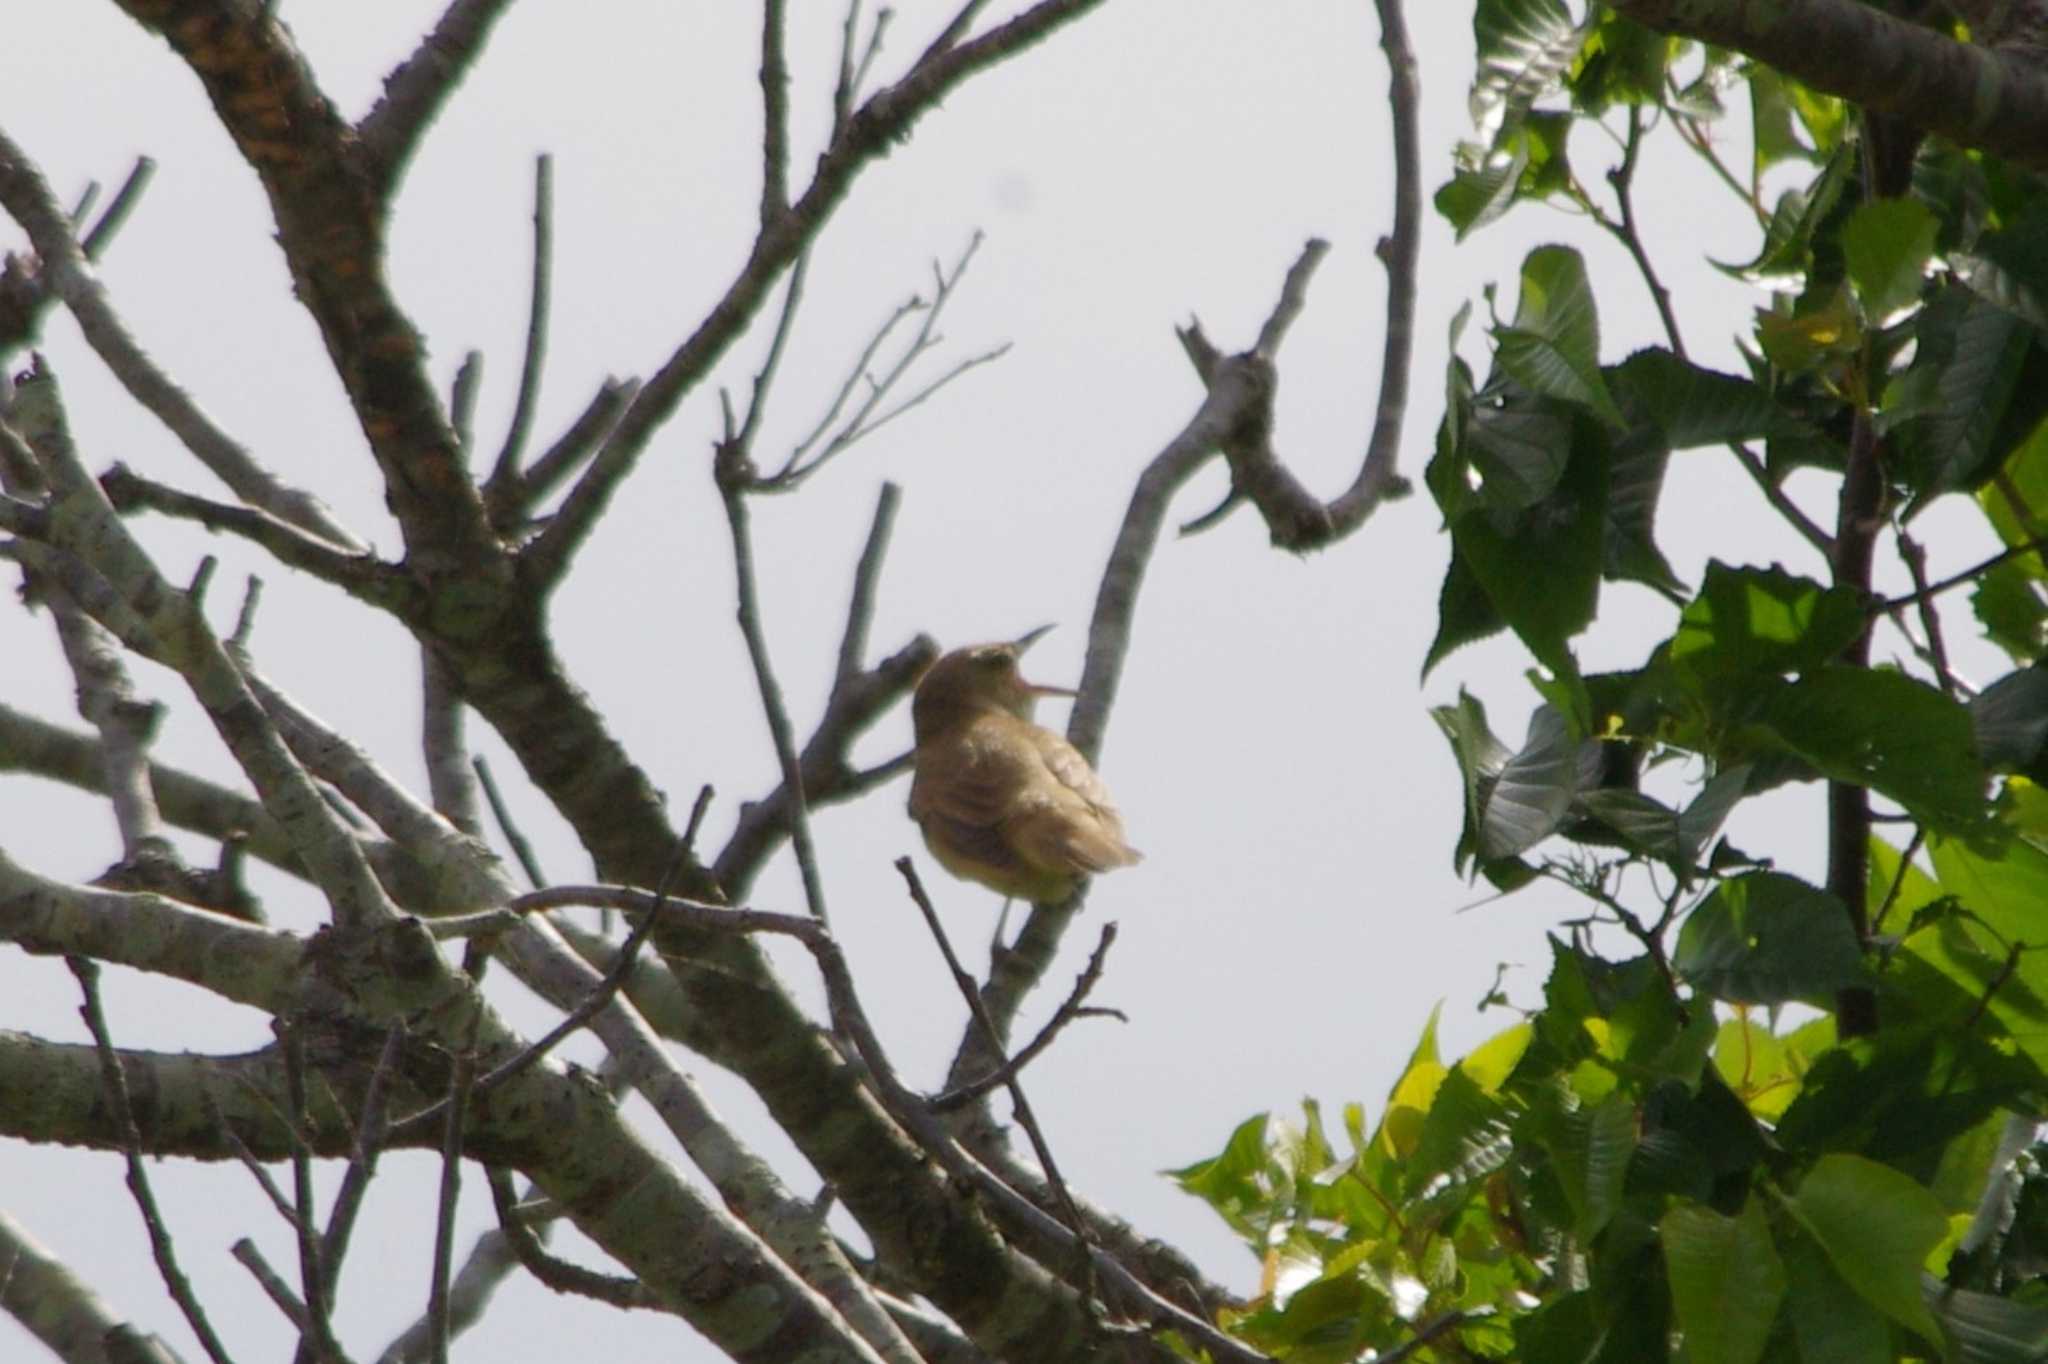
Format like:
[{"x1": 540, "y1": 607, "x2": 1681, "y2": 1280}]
[{"x1": 989, "y1": 897, "x2": 1015, "y2": 966}]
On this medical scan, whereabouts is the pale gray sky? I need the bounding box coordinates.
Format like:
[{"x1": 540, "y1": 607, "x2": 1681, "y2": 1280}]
[{"x1": 0, "y1": 4, "x2": 2003, "y2": 1361}]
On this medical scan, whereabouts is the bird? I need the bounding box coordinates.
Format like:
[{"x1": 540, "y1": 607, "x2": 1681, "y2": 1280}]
[{"x1": 908, "y1": 626, "x2": 1142, "y2": 905}]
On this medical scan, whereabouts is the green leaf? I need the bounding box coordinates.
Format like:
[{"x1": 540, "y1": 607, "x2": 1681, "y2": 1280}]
[
  {"x1": 1787, "y1": 1154, "x2": 1948, "y2": 1342},
  {"x1": 1494, "y1": 246, "x2": 1625, "y2": 428},
  {"x1": 1972, "y1": 558, "x2": 2048, "y2": 663},
  {"x1": 1674, "y1": 872, "x2": 1868, "y2": 1006},
  {"x1": 1884, "y1": 283, "x2": 2043, "y2": 502},
  {"x1": 1436, "y1": 139, "x2": 1532, "y2": 240},
  {"x1": 1715, "y1": 146, "x2": 1852, "y2": 280},
  {"x1": 1712, "y1": 1018, "x2": 1803, "y2": 1121},
  {"x1": 1756, "y1": 668, "x2": 1988, "y2": 834},
  {"x1": 1755, "y1": 285, "x2": 1863, "y2": 374},
  {"x1": 1167, "y1": 1113, "x2": 1276, "y2": 1243},
  {"x1": 1661, "y1": 1197, "x2": 1786, "y2": 1364},
  {"x1": 1748, "y1": 67, "x2": 1827, "y2": 172},
  {"x1": 1842, "y1": 196, "x2": 1938, "y2": 321},
  {"x1": 1448, "y1": 417, "x2": 1608, "y2": 678},
  {"x1": 1668, "y1": 562, "x2": 1866, "y2": 684},
  {"x1": 1549, "y1": 1092, "x2": 1637, "y2": 1239},
  {"x1": 1970, "y1": 665, "x2": 2048, "y2": 774},
  {"x1": 1407, "y1": 1063, "x2": 1514, "y2": 1198},
  {"x1": 1867, "y1": 834, "x2": 1945, "y2": 935},
  {"x1": 1607, "y1": 349, "x2": 1808, "y2": 449},
  {"x1": 1479, "y1": 704, "x2": 1601, "y2": 859},
  {"x1": 1424, "y1": 549, "x2": 1508, "y2": 677},
  {"x1": 1781, "y1": 1231, "x2": 1891, "y2": 1364},
  {"x1": 1470, "y1": 0, "x2": 1582, "y2": 137},
  {"x1": 1568, "y1": 12, "x2": 1672, "y2": 112},
  {"x1": 1928, "y1": 832, "x2": 2048, "y2": 947}
]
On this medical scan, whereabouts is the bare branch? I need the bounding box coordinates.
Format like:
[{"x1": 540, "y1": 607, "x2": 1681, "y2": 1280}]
[
  {"x1": 427, "y1": 1008, "x2": 483, "y2": 1364},
  {"x1": 0, "y1": 129, "x2": 367, "y2": 550},
  {"x1": 763, "y1": 233, "x2": 997, "y2": 492},
  {"x1": 481, "y1": 1168, "x2": 664, "y2": 1312},
  {"x1": 471, "y1": 753, "x2": 546, "y2": 888},
  {"x1": 486, "y1": 154, "x2": 553, "y2": 490},
  {"x1": 1610, "y1": 0, "x2": 2048, "y2": 169},
  {"x1": 421, "y1": 648, "x2": 480, "y2": 834},
  {"x1": 98, "y1": 464, "x2": 414, "y2": 614},
  {"x1": 8, "y1": 362, "x2": 396, "y2": 930},
  {"x1": 839, "y1": 480, "x2": 900, "y2": 682},
  {"x1": 487, "y1": 377, "x2": 636, "y2": 528},
  {"x1": 358, "y1": 0, "x2": 524, "y2": 192},
  {"x1": 522, "y1": 0, "x2": 1108, "y2": 589},
  {"x1": 895, "y1": 860, "x2": 1095, "y2": 1282},
  {"x1": 761, "y1": 1, "x2": 792, "y2": 226},
  {"x1": 0, "y1": 1211, "x2": 190, "y2": 1364},
  {"x1": 69, "y1": 957, "x2": 240, "y2": 1364},
  {"x1": 933, "y1": 922, "x2": 1123, "y2": 1111},
  {"x1": 716, "y1": 441, "x2": 832, "y2": 925}
]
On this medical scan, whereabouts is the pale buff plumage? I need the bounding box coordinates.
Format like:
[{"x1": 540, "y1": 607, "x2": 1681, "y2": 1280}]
[{"x1": 908, "y1": 630, "x2": 1141, "y2": 904}]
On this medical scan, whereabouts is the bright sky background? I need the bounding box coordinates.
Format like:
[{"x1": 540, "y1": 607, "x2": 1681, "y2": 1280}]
[{"x1": 0, "y1": 3, "x2": 2009, "y2": 1361}]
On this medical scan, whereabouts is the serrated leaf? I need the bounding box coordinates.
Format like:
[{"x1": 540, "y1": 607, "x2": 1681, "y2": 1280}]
[
  {"x1": 1971, "y1": 665, "x2": 2048, "y2": 773},
  {"x1": 1549, "y1": 1092, "x2": 1636, "y2": 1239},
  {"x1": 1661, "y1": 1197, "x2": 1786, "y2": 1364},
  {"x1": 1788, "y1": 1154, "x2": 1947, "y2": 1341},
  {"x1": 1436, "y1": 139, "x2": 1532, "y2": 240},
  {"x1": 1674, "y1": 872, "x2": 1868, "y2": 1006},
  {"x1": 1843, "y1": 196, "x2": 1938, "y2": 321},
  {"x1": 1758, "y1": 668, "x2": 1988, "y2": 834},
  {"x1": 1607, "y1": 348, "x2": 1808, "y2": 449},
  {"x1": 1481, "y1": 704, "x2": 1602, "y2": 859},
  {"x1": 1972, "y1": 558, "x2": 2048, "y2": 662},
  {"x1": 1668, "y1": 562, "x2": 1867, "y2": 684},
  {"x1": 1884, "y1": 283, "x2": 2040, "y2": 502},
  {"x1": 1494, "y1": 246, "x2": 1624, "y2": 428},
  {"x1": 1470, "y1": 0, "x2": 1583, "y2": 139}
]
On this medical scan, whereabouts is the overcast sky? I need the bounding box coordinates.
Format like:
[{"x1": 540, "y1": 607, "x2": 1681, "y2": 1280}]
[{"x1": 0, "y1": 3, "x2": 2010, "y2": 1361}]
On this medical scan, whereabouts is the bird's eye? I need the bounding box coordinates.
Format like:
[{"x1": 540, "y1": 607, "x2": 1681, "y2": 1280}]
[{"x1": 973, "y1": 650, "x2": 1009, "y2": 669}]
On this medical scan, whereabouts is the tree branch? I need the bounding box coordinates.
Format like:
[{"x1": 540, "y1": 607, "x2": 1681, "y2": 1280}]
[
  {"x1": 522, "y1": 0, "x2": 1108, "y2": 589},
  {"x1": 1610, "y1": 0, "x2": 2048, "y2": 169},
  {"x1": 0, "y1": 124, "x2": 365, "y2": 550},
  {"x1": 357, "y1": 0, "x2": 524, "y2": 193}
]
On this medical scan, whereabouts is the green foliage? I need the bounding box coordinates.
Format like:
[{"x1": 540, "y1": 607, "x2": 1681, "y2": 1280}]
[{"x1": 1183, "y1": 0, "x2": 2048, "y2": 1357}]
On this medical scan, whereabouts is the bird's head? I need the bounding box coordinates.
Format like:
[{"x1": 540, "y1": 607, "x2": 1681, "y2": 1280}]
[{"x1": 912, "y1": 624, "x2": 1076, "y2": 736}]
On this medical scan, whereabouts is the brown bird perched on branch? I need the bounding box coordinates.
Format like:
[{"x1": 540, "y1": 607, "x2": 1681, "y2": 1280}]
[{"x1": 908, "y1": 626, "x2": 1142, "y2": 904}]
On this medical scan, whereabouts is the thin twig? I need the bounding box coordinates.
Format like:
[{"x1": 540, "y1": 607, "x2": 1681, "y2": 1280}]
[
  {"x1": 839, "y1": 481, "x2": 900, "y2": 682},
  {"x1": 717, "y1": 439, "x2": 831, "y2": 925},
  {"x1": 81, "y1": 157, "x2": 156, "y2": 260},
  {"x1": 894, "y1": 859, "x2": 1097, "y2": 1294},
  {"x1": 933, "y1": 922, "x2": 1123, "y2": 1110},
  {"x1": 0, "y1": 128, "x2": 364, "y2": 549},
  {"x1": 471, "y1": 754, "x2": 546, "y2": 889},
  {"x1": 427, "y1": 1006, "x2": 484, "y2": 1364},
  {"x1": 68, "y1": 957, "x2": 239, "y2": 1364},
  {"x1": 483, "y1": 1168, "x2": 664, "y2": 1310},
  {"x1": 488, "y1": 154, "x2": 553, "y2": 488},
  {"x1": 1870, "y1": 826, "x2": 1925, "y2": 936},
  {"x1": 230, "y1": 1240, "x2": 316, "y2": 1339},
  {"x1": 281, "y1": 1022, "x2": 344, "y2": 1364},
  {"x1": 449, "y1": 352, "x2": 482, "y2": 455},
  {"x1": 389, "y1": 858, "x2": 684, "y2": 1143},
  {"x1": 1895, "y1": 530, "x2": 1957, "y2": 696},
  {"x1": 765, "y1": 233, "x2": 997, "y2": 491},
  {"x1": 1883, "y1": 530, "x2": 2048, "y2": 610},
  {"x1": 760, "y1": 0, "x2": 791, "y2": 226},
  {"x1": 319, "y1": 1022, "x2": 405, "y2": 1299}
]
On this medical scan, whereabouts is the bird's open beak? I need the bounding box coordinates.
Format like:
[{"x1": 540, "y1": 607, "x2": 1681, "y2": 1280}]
[
  {"x1": 1012, "y1": 624, "x2": 1078, "y2": 697},
  {"x1": 1012, "y1": 623, "x2": 1057, "y2": 653}
]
